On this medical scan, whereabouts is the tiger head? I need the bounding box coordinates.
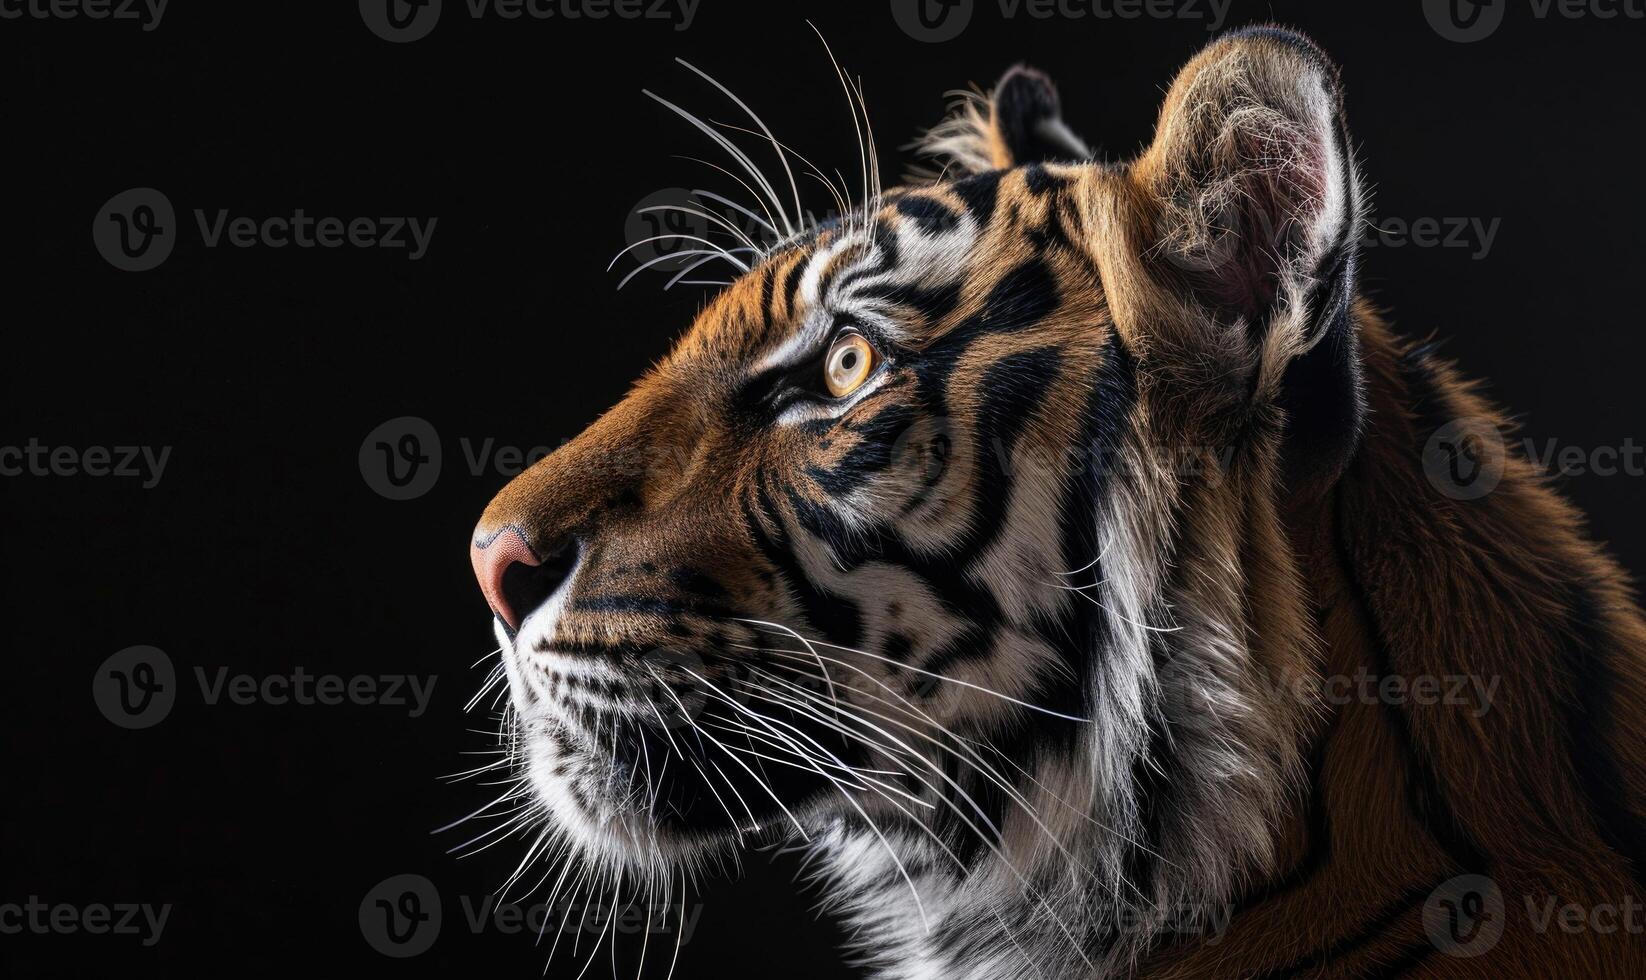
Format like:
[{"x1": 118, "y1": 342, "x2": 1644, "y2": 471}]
[{"x1": 470, "y1": 26, "x2": 1357, "y2": 953}]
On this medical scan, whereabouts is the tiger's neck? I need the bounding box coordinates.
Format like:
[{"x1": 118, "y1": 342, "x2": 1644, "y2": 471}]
[
  {"x1": 1142, "y1": 313, "x2": 1646, "y2": 978},
  {"x1": 809, "y1": 312, "x2": 1646, "y2": 979}
]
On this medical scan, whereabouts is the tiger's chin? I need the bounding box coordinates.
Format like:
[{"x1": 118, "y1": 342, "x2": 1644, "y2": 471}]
[
  {"x1": 499, "y1": 631, "x2": 843, "y2": 876},
  {"x1": 512, "y1": 714, "x2": 720, "y2": 875},
  {"x1": 512, "y1": 709, "x2": 848, "y2": 875}
]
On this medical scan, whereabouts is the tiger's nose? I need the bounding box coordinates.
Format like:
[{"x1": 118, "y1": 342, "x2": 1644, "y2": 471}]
[{"x1": 470, "y1": 525, "x2": 578, "y2": 635}]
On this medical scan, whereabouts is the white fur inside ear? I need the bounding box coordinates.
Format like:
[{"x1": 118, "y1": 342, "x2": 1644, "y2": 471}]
[{"x1": 1297, "y1": 71, "x2": 1350, "y2": 274}]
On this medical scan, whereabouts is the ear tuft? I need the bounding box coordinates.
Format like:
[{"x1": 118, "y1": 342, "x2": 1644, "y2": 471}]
[{"x1": 910, "y1": 64, "x2": 1090, "y2": 180}]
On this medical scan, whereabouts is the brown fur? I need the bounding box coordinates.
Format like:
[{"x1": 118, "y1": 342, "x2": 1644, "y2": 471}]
[{"x1": 1132, "y1": 310, "x2": 1646, "y2": 978}]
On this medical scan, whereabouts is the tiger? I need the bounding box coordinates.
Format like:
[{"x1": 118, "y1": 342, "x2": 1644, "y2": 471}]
[{"x1": 465, "y1": 26, "x2": 1646, "y2": 979}]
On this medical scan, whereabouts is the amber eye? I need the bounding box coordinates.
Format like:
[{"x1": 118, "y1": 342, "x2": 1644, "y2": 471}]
[{"x1": 824, "y1": 333, "x2": 876, "y2": 398}]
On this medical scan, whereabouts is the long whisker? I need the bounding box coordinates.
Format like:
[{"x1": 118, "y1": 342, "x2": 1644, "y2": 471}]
[
  {"x1": 682, "y1": 668, "x2": 932, "y2": 931},
  {"x1": 687, "y1": 185, "x2": 779, "y2": 237},
  {"x1": 675, "y1": 59, "x2": 803, "y2": 235},
  {"x1": 733, "y1": 668, "x2": 1095, "y2": 964},
  {"x1": 671, "y1": 159, "x2": 784, "y2": 242},
  {"x1": 740, "y1": 619, "x2": 1092, "y2": 722},
  {"x1": 747, "y1": 645, "x2": 1177, "y2": 882},
  {"x1": 636, "y1": 203, "x2": 763, "y2": 253},
  {"x1": 706, "y1": 119, "x2": 850, "y2": 224},
  {"x1": 615, "y1": 247, "x2": 753, "y2": 291},
  {"x1": 644, "y1": 89, "x2": 794, "y2": 238},
  {"x1": 809, "y1": 23, "x2": 871, "y2": 235}
]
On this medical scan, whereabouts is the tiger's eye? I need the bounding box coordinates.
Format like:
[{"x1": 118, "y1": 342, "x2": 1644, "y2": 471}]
[{"x1": 824, "y1": 333, "x2": 876, "y2": 398}]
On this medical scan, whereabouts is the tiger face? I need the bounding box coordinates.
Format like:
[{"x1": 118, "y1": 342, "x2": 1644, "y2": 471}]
[
  {"x1": 476, "y1": 165, "x2": 1116, "y2": 861},
  {"x1": 471, "y1": 25, "x2": 1357, "y2": 922}
]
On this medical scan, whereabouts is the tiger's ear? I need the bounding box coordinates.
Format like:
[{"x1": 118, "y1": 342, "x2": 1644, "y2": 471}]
[
  {"x1": 1135, "y1": 27, "x2": 1360, "y2": 346},
  {"x1": 1132, "y1": 27, "x2": 1365, "y2": 493},
  {"x1": 914, "y1": 64, "x2": 1090, "y2": 176}
]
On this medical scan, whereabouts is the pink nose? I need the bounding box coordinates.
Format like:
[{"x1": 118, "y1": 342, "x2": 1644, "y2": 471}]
[{"x1": 470, "y1": 525, "x2": 574, "y2": 634}]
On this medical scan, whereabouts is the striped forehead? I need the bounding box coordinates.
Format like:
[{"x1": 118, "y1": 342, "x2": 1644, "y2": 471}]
[
  {"x1": 667, "y1": 166, "x2": 1080, "y2": 378},
  {"x1": 668, "y1": 183, "x2": 990, "y2": 369}
]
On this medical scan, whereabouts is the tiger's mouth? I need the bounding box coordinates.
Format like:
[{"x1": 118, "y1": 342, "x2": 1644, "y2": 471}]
[{"x1": 495, "y1": 613, "x2": 875, "y2": 865}]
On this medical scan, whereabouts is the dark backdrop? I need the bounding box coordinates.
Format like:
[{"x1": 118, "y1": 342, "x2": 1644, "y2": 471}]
[{"x1": 6, "y1": 1, "x2": 1644, "y2": 976}]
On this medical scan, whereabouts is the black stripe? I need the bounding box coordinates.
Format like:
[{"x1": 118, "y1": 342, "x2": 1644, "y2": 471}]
[
  {"x1": 1334, "y1": 479, "x2": 1491, "y2": 873},
  {"x1": 951, "y1": 170, "x2": 1002, "y2": 223},
  {"x1": 1378, "y1": 941, "x2": 1437, "y2": 978},
  {"x1": 1398, "y1": 356, "x2": 1644, "y2": 884},
  {"x1": 1255, "y1": 880, "x2": 1436, "y2": 979},
  {"x1": 895, "y1": 194, "x2": 961, "y2": 235},
  {"x1": 913, "y1": 257, "x2": 1061, "y2": 417},
  {"x1": 757, "y1": 260, "x2": 778, "y2": 323},
  {"x1": 744, "y1": 475, "x2": 863, "y2": 649},
  {"x1": 1022, "y1": 163, "x2": 1069, "y2": 196},
  {"x1": 1558, "y1": 564, "x2": 1646, "y2": 883},
  {"x1": 781, "y1": 250, "x2": 808, "y2": 316},
  {"x1": 804, "y1": 404, "x2": 919, "y2": 497}
]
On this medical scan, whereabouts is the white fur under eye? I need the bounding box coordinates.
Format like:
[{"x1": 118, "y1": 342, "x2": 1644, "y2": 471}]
[{"x1": 825, "y1": 333, "x2": 875, "y2": 398}]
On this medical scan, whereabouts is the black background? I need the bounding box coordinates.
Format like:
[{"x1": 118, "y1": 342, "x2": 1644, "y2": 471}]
[{"x1": 6, "y1": 0, "x2": 1645, "y2": 976}]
